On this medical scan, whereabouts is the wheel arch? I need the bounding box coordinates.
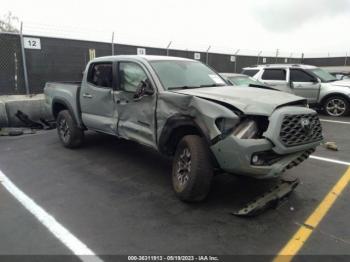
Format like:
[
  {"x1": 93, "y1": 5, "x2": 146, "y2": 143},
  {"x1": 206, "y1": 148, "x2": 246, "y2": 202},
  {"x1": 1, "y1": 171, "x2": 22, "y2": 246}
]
[
  {"x1": 158, "y1": 115, "x2": 211, "y2": 156},
  {"x1": 320, "y1": 92, "x2": 350, "y2": 105},
  {"x1": 52, "y1": 98, "x2": 83, "y2": 128}
]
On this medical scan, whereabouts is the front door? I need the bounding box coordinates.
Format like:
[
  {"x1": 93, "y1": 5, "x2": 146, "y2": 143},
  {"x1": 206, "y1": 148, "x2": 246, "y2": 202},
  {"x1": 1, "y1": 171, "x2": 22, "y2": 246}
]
[
  {"x1": 114, "y1": 61, "x2": 157, "y2": 148},
  {"x1": 290, "y1": 69, "x2": 320, "y2": 104},
  {"x1": 80, "y1": 62, "x2": 117, "y2": 134}
]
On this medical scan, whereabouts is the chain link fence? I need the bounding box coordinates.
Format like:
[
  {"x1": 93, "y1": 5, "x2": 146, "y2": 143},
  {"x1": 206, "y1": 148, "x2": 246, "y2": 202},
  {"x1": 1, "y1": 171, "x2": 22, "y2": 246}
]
[
  {"x1": 0, "y1": 23, "x2": 349, "y2": 96},
  {"x1": 0, "y1": 33, "x2": 26, "y2": 95}
]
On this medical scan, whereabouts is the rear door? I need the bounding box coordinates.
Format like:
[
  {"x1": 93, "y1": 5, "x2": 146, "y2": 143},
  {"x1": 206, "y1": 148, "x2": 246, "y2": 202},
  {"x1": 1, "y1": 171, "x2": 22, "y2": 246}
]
[
  {"x1": 113, "y1": 60, "x2": 157, "y2": 148},
  {"x1": 80, "y1": 62, "x2": 117, "y2": 134},
  {"x1": 260, "y1": 68, "x2": 291, "y2": 93},
  {"x1": 290, "y1": 69, "x2": 320, "y2": 103}
]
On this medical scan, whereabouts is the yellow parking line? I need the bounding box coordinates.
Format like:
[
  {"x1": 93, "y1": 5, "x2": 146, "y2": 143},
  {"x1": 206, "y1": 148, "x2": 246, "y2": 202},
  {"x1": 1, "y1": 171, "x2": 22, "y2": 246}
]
[{"x1": 273, "y1": 166, "x2": 350, "y2": 262}]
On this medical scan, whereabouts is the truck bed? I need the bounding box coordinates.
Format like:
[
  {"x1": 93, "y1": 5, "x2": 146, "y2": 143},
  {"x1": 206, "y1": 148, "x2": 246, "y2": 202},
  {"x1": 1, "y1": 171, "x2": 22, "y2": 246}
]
[{"x1": 44, "y1": 81, "x2": 82, "y2": 126}]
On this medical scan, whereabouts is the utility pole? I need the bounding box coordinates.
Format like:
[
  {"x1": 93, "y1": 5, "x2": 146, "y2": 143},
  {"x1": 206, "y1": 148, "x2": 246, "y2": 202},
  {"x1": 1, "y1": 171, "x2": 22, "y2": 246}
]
[
  {"x1": 166, "y1": 41, "x2": 172, "y2": 56},
  {"x1": 19, "y1": 22, "x2": 30, "y2": 95},
  {"x1": 111, "y1": 32, "x2": 115, "y2": 55},
  {"x1": 206, "y1": 45, "x2": 211, "y2": 65}
]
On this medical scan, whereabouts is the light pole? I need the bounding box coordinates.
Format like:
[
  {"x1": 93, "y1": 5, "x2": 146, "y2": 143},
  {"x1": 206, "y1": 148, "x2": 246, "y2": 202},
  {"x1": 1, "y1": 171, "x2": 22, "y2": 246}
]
[
  {"x1": 206, "y1": 45, "x2": 211, "y2": 65},
  {"x1": 275, "y1": 48, "x2": 279, "y2": 63},
  {"x1": 345, "y1": 52, "x2": 348, "y2": 66},
  {"x1": 166, "y1": 41, "x2": 172, "y2": 56},
  {"x1": 234, "y1": 49, "x2": 240, "y2": 73},
  {"x1": 111, "y1": 32, "x2": 115, "y2": 55},
  {"x1": 257, "y1": 50, "x2": 262, "y2": 65},
  {"x1": 19, "y1": 21, "x2": 30, "y2": 95}
]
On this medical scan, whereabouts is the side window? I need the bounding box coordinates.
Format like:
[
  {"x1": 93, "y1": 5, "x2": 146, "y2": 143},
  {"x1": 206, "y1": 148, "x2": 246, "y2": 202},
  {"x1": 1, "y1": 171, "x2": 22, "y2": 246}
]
[
  {"x1": 290, "y1": 69, "x2": 315, "y2": 82},
  {"x1": 261, "y1": 69, "x2": 286, "y2": 81},
  {"x1": 119, "y1": 62, "x2": 148, "y2": 92},
  {"x1": 87, "y1": 63, "x2": 113, "y2": 88},
  {"x1": 242, "y1": 69, "x2": 259, "y2": 77}
]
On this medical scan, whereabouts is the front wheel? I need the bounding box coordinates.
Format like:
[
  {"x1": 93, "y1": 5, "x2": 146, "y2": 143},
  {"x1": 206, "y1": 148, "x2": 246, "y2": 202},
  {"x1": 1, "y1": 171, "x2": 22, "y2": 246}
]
[
  {"x1": 56, "y1": 110, "x2": 84, "y2": 148},
  {"x1": 323, "y1": 96, "x2": 350, "y2": 117},
  {"x1": 172, "y1": 135, "x2": 213, "y2": 202}
]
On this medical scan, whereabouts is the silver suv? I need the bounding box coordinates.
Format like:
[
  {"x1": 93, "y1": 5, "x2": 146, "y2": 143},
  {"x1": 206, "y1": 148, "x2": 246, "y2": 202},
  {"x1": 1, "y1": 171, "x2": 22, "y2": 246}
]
[{"x1": 243, "y1": 64, "x2": 350, "y2": 117}]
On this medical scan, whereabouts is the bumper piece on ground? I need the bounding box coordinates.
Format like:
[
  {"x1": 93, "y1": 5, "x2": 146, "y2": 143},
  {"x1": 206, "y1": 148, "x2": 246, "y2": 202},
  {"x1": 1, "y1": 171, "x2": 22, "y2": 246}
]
[{"x1": 232, "y1": 178, "x2": 299, "y2": 217}]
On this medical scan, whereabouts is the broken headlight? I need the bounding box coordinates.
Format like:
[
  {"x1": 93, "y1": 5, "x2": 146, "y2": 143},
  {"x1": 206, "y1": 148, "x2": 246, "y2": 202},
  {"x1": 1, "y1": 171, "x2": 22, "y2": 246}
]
[
  {"x1": 215, "y1": 118, "x2": 237, "y2": 134},
  {"x1": 232, "y1": 119, "x2": 258, "y2": 139}
]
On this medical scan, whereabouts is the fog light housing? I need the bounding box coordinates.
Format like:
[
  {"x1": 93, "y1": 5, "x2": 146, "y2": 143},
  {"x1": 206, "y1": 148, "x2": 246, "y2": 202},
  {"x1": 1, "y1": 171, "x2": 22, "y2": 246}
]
[
  {"x1": 251, "y1": 151, "x2": 283, "y2": 166},
  {"x1": 252, "y1": 154, "x2": 260, "y2": 164}
]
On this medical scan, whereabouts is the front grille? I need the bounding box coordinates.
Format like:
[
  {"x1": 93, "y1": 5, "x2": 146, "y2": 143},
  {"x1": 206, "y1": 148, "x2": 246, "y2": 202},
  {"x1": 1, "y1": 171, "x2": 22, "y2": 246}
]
[{"x1": 280, "y1": 114, "x2": 323, "y2": 147}]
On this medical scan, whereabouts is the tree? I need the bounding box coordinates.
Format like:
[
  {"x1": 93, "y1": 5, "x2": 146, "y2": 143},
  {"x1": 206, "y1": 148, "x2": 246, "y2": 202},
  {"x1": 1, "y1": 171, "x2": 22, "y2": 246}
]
[{"x1": 0, "y1": 11, "x2": 20, "y2": 33}]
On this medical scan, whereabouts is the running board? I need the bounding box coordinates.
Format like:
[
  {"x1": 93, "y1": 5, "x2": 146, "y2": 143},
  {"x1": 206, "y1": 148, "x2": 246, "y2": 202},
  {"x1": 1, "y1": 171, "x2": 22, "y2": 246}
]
[{"x1": 232, "y1": 178, "x2": 300, "y2": 217}]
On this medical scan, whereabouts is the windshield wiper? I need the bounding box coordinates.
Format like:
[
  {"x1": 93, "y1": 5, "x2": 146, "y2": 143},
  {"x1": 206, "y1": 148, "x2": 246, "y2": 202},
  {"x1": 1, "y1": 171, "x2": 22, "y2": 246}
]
[
  {"x1": 199, "y1": 84, "x2": 226, "y2": 87},
  {"x1": 168, "y1": 85, "x2": 202, "y2": 90},
  {"x1": 168, "y1": 83, "x2": 226, "y2": 90}
]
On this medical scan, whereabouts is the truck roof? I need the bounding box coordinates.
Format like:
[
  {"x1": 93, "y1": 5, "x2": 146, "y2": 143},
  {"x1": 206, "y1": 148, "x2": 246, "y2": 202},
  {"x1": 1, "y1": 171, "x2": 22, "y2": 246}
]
[
  {"x1": 92, "y1": 55, "x2": 193, "y2": 63},
  {"x1": 243, "y1": 64, "x2": 318, "y2": 70}
]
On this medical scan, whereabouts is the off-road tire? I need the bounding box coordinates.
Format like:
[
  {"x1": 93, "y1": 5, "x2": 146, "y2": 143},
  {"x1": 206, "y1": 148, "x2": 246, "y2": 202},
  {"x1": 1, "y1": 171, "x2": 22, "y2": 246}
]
[
  {"x1": 56, "y1": 110, "x2": 84, "y2": 148},
  {"x1": 323, "y1": 95, "x2": 350, "y2": 117},
  {"x1": 172, "y1": 135, "x2": 213, "y2": 202}
]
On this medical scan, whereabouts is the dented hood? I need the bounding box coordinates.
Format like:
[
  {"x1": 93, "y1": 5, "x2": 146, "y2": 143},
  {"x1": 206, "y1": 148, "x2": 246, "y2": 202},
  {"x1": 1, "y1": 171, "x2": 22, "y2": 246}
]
[{"x1": 172, "y1": 86, "x2": 306, "y2": 116}]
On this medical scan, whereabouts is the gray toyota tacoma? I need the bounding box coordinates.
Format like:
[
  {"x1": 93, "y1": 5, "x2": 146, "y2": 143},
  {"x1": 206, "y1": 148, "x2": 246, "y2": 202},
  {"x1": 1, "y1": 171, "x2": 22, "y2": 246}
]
[{"x1": 44, "y1": 55, "x2": 323, "y2": 202}]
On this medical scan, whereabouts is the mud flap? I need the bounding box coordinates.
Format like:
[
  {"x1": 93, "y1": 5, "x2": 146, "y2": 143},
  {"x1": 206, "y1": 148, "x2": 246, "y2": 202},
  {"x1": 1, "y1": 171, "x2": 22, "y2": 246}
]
[{"x1": 232, "y1": 178, "x2": 299, "y2": 217}]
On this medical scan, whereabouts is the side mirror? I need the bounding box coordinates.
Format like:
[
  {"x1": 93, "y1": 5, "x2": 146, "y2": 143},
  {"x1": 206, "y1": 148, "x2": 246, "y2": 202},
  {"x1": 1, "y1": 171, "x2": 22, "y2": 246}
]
[
  {"x1": 134, "y1": 80, "x2": 154, "y2": 100},
  {"x1": 311, "y1": 77, "x2": 321, "y2": 83},
  {"x1": 143, "y1": 82, "x2": 155, "y2": 96}
]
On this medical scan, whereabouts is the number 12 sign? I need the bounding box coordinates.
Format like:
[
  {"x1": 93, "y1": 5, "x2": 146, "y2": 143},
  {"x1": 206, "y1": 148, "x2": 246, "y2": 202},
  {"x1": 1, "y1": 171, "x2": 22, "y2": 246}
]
[{"x1": 23, "y1": 37, "x2": 41, "y2": 50}]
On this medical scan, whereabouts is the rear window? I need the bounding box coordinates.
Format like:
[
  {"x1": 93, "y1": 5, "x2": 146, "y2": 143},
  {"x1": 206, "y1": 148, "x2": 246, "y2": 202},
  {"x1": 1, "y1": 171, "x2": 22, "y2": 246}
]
[
  {"x1": 87, "y1": 62, "x2": 113, "y2": 88},
  {"x1": 261, "y1": 69, "x2": 286, "y2": 81},
  {"x1": 242, "y1": 69, "x2": 259, "y2": 77}
]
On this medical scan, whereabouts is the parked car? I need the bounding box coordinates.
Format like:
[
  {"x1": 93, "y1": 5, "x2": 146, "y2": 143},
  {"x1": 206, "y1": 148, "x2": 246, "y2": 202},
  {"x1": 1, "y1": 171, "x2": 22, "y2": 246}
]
[
  {"x1": 44, "y1": 56, "x2": 322, "y2": 202},
  {"x1": 243, "y1": 64, "x2": 350, "y2": 117},
  {"x1": 220, "y1": 73, "x2": 265, "y2": 86}
]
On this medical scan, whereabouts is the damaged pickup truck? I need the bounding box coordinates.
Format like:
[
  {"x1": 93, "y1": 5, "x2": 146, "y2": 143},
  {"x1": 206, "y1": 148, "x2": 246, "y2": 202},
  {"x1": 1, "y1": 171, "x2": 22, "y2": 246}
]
[{"x1": 44, "y1": 55, "x2": 323, "y2": 202}]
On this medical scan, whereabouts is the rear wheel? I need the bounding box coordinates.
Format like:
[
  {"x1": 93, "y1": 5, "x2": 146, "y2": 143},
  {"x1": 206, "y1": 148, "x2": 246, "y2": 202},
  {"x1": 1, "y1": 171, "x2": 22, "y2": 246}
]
[
  {"x1": 56, "y1": 110, "x2": 84, "y2": 148},
  {"x1": 323, "y1": 96, "x2": 350, "y2": 117},
  {"x1": 172, "y1": 135, "x2": 213, "y2": 202}
]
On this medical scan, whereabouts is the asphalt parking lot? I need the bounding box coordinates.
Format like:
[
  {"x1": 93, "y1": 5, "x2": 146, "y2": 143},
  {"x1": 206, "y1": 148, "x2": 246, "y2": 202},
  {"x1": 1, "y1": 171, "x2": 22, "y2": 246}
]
[{"x1": 1, "y1": 116, "x2": 350, "y2": 261}]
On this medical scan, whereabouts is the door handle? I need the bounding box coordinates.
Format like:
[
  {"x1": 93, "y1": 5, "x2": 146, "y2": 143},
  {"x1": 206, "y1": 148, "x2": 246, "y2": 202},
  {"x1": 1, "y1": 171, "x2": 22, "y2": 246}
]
[{"x1": 83, "y1": 93, "x2": 93, "y2": 99}]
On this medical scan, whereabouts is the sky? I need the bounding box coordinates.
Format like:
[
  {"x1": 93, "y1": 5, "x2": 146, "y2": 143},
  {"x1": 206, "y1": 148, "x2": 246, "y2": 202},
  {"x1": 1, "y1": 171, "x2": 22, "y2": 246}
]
[{"x1": 2, "y1": 0, "x2": 350, "y2": 57}]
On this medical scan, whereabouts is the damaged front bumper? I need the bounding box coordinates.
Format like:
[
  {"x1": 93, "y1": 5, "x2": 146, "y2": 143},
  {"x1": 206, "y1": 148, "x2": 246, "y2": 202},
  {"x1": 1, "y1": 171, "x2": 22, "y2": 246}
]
[{"x1": 210, "y1": 135, "x2": 317, "y2": 179}]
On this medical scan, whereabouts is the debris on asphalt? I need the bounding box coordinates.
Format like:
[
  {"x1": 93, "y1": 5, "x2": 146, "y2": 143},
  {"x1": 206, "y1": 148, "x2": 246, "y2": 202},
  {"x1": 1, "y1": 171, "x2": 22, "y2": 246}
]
[
  {"x1": 15, "y1": 110, "x2": 56, "y2": 130},
  {"x1": 323, "y1": 141, "x2": 338, "y2": 151},
  {"x1": 232, "y1": 178, "x2": 300, "y2": 217},
  {"x1": 0, "y1": 127, "x2": 36, "y2": 136}
]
